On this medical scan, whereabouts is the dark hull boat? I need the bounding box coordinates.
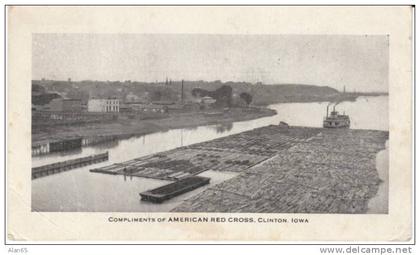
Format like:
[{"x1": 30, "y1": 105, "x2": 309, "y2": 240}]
[{"x1": 140, "y1": 176, "x2": 211, "y2": 203}]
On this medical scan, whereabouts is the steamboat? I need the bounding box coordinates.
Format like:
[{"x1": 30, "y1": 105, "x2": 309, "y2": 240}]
[{"x1": 323, "y1": 104, "x2": 350, "y2": 128}]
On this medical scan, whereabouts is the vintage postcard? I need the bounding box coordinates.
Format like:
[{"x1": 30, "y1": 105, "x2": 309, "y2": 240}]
[{"x1": 7, "y1": 6, "x2": 413, "y2": 242}]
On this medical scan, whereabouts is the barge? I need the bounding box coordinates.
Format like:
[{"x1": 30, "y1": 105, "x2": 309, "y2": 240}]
[{"x1": 140, "y1": 176, "x2": 211, "y2": 203}]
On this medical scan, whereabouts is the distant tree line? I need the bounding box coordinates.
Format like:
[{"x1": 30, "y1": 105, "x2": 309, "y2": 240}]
[
  {"x1": 192, "y1": 85, "x2": 233, "y2": 107},
  {"x1": 33, "y1": 79, "x2": 341, "y2": 106},
  {"x1": 32, "y1": 83, "x2": 62, "y2": 105},
  {"x1": 192, "y1": 85, "x2": 253, "y2": 107},
  {"x1": 239, "y1": 92, "x2": 253, "y2": 106}
]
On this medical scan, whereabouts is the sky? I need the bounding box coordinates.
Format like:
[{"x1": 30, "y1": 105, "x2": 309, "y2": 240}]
[{"x1": 32, "y1": 34, "x2": 389, "y2": 92}]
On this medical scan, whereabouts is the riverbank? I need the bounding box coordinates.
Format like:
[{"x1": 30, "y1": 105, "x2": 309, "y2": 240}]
[
  {"x1": 32, "y1": 107, "x2": 276, "y2": 144},
  {"x1": 253, "y1": 92, "x2": 387, "y2": 106},
  {"x1": 32, "y1": 94, "x2": 387, "y2": 145}
]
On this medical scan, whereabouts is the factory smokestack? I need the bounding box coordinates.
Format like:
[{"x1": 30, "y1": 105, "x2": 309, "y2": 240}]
[{"x1": 181, "y1": 80, "x2": 184, "y2": 104}]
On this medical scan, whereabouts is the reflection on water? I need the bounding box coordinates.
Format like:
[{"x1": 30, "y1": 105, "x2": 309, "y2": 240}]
[
  {"x1": 90, "y1": 139, "x2": 120, "y2": 150},
  {"x1": 183, "y1": 126, "x2": 199, "y2": 131},
  {"x1": 32, "y1": 96, "x2": 388, "y2": 212},
  {"x1": 215, "y1": 122, "x2": 233, "y2": 133},
  {"x1": 36, "y1": 147, "x2": 83, "y2": 159}
]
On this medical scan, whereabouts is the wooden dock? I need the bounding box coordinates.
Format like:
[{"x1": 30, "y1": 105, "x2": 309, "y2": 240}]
[
  {"x1": 32, "y1": 152, "x2": 109, "y2": 179},
  {"x1": 32, "y1": 137, "x2": 83, "y2": 156}
]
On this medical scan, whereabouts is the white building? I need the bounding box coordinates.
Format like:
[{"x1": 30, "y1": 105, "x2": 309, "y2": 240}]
[
  {"x1": 88, "y1": 98, "x2": 120, "y2": 112},
  {"x1": 201, "y1": 96, "x2": 216, "y2": 105},
  {"x1": 127, "y1": 103, "x2": 168, "y2": 113},
  {"x1": 125, "y1": 92, "x2": 140, "y2": 102}
]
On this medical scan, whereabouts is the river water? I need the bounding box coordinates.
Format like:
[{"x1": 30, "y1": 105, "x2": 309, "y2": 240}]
[{"x1": 32, "y1": 96, "x2": 388, "y2": 212}]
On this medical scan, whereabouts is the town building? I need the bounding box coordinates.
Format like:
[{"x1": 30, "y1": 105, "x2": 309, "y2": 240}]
[
  {"x1": 118, "y1": 103, "x2": 132, "y2": 113},
  {"x1": 47, "y1": 98, "x2": 82, "y2": 112},
  {"x1": 126, "y1": 102, "x2": 168, "y2": 113},
  {"x1": 88, "y1": 98, "x2": 120, "y2": 112},
  {"x1": 125, "y1": 92, "x2": 140, "y2": 102},
  {"x1": 201, "y1": 96, "x2": 216, "y2": 105},
  {"x1": 151, "y1": 100, "x2": 176, "y2": 105},
  {"x1": 200, "y1": 96, "x2": 216, "y2": 109}
]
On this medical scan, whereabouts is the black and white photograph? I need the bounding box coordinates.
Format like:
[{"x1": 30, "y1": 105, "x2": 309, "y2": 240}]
[
  {"x1": 6, "y1": 6, "x2": 413, "y2": 245},
  {"x1": 31, "y1": 33, "x2": 389, "y2": 214}
]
